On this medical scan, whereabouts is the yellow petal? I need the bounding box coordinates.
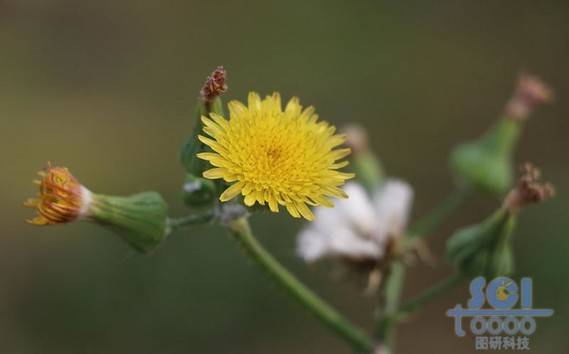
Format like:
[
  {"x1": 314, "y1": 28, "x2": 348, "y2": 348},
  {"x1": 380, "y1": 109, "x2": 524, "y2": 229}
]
[
  {"x1": 269, "y1": 92, "x2": 281, "y2": 112},
  {"x1": 27, "y1": 216, "x2": 49, "y2": 225},
  {"x1": 196, "y1": 152, "x2": 221, "y2": 161},
  {"x1": 23, "y1": 198, "x2": 39, "y2": 207},
  {"x1": 198, "y1": 152, "x2": 231, "y2": 167},
  {"x1": 311, "y1": 195, "x2": 334, "y2": 208},
  {"x1": 267, "y1": 195, "x2": 279, "y2": 212},
  {"x1": 323, "y1": 186, "x2": 348, "y2": 198},
  {"x1": 285, "y1": 97, "x2": 302, "y2": 116},
  {"x1": 227, "y1": 101, "x2": 247, "y2": 118},
  {"x1": 257, "y1": 190, "x2": 266, "y2": 205},
  {"x1": 203, "y1": 168, "x2": 227, "y2": 179},
  {"x1": 201, "y1": 117, "x2": 225, "y2": 136},
  {"x1": 248, "y1": 92, "x2": 262, "y2": 111},
  {"x1": 330, "y1": 148, "x2": 351, "y2": 161},
  {"x1": 295, "y1": 202, "x2": 314, "y2": 221},
  {"x1": 330, "y1": 161, "x2": 349, "y2": 169},
  {"x1": 286, "y1": 204, "x2": 301, "y2": 218},
  {"x1": 326, "y1": 135, "x2": 346, "y2": 149},
  {"x1": 198, "y1": 135, "x2": 228, "y2": 154},
  {"x1": 244, "y1": 191, "x2": 257, "y2": 207},
  {"x1": 209, "y1": 113, "x2": 230, "y2": 129},
  {"x1": 220, "y1": 182, "x2": 244, "y2": 202},
  {"x1": 299, "y1": 106, "x2": 316, "y2": 122},
  {"x1": 242, "y1": 183, "x2": 253, "y2": 195}
]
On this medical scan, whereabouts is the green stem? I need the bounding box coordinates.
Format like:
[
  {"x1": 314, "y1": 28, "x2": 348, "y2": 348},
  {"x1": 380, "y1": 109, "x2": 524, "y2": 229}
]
[
  {"x1": 227, "y1": 217, "x2": 374, "y2": 354},
  {"x1": 168, "y1": 210, "x2": 215, "y2": 231},
  {"x1": 375, "y1": 261, "x2": 405, "y2": 354},
  {"x1": 375, "y1": 186, "x2": 473, "y2": 353},
  {"x1": 398, "y1": 273, "x2": 464, "y2": 318},
  {"x1": 408, "y1": 184, "x2": 473, "y2": 239}
]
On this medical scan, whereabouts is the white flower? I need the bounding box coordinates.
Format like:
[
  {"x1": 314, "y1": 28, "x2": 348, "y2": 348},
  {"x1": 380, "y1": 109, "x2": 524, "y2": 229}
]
[{"x1": 297, "y1": 180, "x2": 413, "y2": 263}]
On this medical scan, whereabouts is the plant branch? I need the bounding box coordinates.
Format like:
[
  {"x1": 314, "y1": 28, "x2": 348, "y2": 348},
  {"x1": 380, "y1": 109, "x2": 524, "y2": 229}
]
[
  {"x1": 168, "y1": 210, "x2": 215, "y2": 232},
  {"x1": 408, "y1": 184, "x2": 473, "y2": 239},
  {"x1": 227, "y1": 217, "x2": 374, "y2": 354},
  {"x1": 398, "y1": 273, "x2": 464, "y2": 318},
  {"x1": 375, "y1": 261, "x2": 405, "y2": 354},
  {"x1": 374, "y1": 185, "x2": 473, "y2": 353}
]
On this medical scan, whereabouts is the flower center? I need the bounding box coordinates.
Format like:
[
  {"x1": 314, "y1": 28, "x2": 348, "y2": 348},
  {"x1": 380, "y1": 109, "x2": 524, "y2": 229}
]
[{"x1": 266, "y1": 146, "x2": 282, "y2": 162}]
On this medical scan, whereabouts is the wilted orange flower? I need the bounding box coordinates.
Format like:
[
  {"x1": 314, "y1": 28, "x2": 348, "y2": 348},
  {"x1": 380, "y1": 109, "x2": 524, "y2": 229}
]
[{"x1": 24, "y1": 163, "x2": 91, "y2": 225}]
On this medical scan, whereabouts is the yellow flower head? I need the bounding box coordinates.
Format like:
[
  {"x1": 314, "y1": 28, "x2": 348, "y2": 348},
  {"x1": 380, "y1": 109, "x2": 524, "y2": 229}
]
[
  {"x1": 197, "y1": 92, "x2": 354, "y2": 220},
  {"x1": 24, "y1": 163, "x2": 91, "y2": 225}
]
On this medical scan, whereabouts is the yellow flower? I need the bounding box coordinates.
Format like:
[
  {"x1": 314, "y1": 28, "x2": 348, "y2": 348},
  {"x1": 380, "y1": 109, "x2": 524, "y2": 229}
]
[
  {"x1": 197, "y1": 92, "x2": 354, "y2": 220},
  {"x1": 24, "y1": 163, "x2": 91, "y2": 225}
]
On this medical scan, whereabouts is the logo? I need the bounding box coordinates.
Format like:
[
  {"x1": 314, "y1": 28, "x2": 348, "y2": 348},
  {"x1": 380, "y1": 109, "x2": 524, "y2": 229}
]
[{"x1": 446, "y1": 277, "x2": 553, "y2": 351}]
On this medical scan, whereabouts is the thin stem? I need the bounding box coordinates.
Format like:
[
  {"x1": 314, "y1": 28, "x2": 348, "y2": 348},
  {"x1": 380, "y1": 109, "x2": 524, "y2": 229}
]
[
  {"x1": 227, "y1": 217, "x2": 374, "y2": 354},
  {"x1": 375, "y1": 261, "x2": 405, "y2": 354},
  {"x1": 374, "y1": 186, "x2": 473, "y2": 353},
  {"x1": 408, "y1": 184, "x2": 473, "y2": 239},
  {"x1": 398, "y1": 273, "x2": 464, "y2": 318},
  {"x1": 168, "y1": 210, "x2": 215, "y2": 232}
]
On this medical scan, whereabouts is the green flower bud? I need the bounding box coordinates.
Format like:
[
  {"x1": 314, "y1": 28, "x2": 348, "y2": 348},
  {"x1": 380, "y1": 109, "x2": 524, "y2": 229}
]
[
  {"x1": 180, "y1": 97, "x2": 226, "y2": 175},
  {"x1": 446, "y1": 208, "x2": 516, "y2": 277},
  {"x1": 450, "y1": 73, "x2": 552, "y2": 196},
  {"x1": 447, "y1": 162, "x2": 555, "y2": 277},
  {"x1": 90, "y1": 192, "x2": 169, "y2": 253},
  {"x1": 343, "y1": 124, "x2": 384, "y2": 194},
  {"x1": 182, "y1": 174, "x2": 216, "y2": 208},
  {"x1": 180, "y1": 66, "x2": 227, "y2": 175},
  {"x1": 353, "y1": 151, "x2": 384, "y2": 192},
  {"x1": 450, "y1": 118, "x2": 520, "y2": 195}
]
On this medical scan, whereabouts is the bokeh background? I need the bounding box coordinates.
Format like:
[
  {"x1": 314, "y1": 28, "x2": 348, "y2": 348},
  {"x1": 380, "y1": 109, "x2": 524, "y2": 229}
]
[{"x1": 1, "y1": 1, "x2": 567, "y2": 353}]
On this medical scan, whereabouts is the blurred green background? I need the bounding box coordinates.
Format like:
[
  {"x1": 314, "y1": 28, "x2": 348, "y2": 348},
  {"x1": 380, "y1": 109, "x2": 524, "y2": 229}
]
[{"x1": 1, "y1": 1, "x2": 567, "y2": 353}]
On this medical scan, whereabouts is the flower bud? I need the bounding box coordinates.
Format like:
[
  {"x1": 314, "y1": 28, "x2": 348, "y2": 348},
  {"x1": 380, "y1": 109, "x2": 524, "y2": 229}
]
[
  {"x1": 503, "y1": 162, "x2": 555, "y2": 213},
  {"x1": 446, "y1": 208, "x2": 516, "y2": 277},
  {"x1": 447, "y1": 163, "x2": 554, "y2": 277},
  {"x1": 182, "y1": 174, "x2": 216, "y2": 208},
  {"x1": 89, "y1": 192, "x2": 168, "y2": 253},
  {"x1": 25, "y1": 164, "x2": 169, "y2": 253},
  {"x1": 343, "y1": 124, "x2": 384, "y2": 194},
  {"x1": 450, "y1": 118, "x2": 520, "y2": 194},
  {"x1": 180, "y1": 66, "x2": 227, "y2": 175},
  {"x1": 200, "y1": 66, "x2": 227, "y2": 103},
  {"x1": 450, "y1": 73, "x2": 552, "y2": 195},
  {"x1": 504, "y1": 73, "x2": 553, "y2": 121}
]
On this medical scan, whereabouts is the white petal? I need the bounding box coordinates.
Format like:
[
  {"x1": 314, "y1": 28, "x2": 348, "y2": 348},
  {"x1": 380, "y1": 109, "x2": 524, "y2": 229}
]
[
  {"x1": 297, "y1": 215, "x2": 383, "y2": 262},
  {"x1": 327, "y1": 225, "x2": 383, "y2": 259},
  {"x1": 334, "y1": 182, "x2": 377, "y2": 235},
  {"x1": 297, "y1": 228, "x2": 330, "y2": 262},
  {"x1": 372, "y1": 179, "x2": 414, "y2": 239},
  {"x1": 313, "y1": 201, "x2": 347, "y2": 231},
  {"x1": 296, "y1": 182, "x2": 387, "y2": 262}
]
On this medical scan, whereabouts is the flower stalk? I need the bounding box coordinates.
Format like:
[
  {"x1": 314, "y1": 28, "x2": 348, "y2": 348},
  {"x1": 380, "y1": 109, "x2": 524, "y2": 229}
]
[
  {"x1": 398, "y1": 273, "x2": 464, "y2": 318},
  {"x1": 226, "y1": 216, "x2": 374, "y2": 353},
  {"x1": 408, "y1": 184, "x2": 473, "y2": 239},
  {"x1": 375, "y1": 261, "x2": 405, "y2": 354},
  {"x1": 167, "y1": 210, "x2": 216, "y2": 232},
  {"x1": 374, "y1": 184, "x2": 473, "y2": 353}
]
